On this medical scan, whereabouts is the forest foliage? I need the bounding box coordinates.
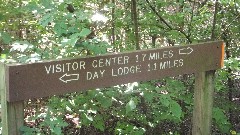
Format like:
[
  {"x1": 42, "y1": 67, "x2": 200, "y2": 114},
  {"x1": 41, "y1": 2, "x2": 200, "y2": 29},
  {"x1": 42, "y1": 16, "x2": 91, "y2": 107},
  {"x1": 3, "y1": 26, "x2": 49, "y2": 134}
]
[{"x1": 0, "y1": 0, "x2": 240, "y2": 134}]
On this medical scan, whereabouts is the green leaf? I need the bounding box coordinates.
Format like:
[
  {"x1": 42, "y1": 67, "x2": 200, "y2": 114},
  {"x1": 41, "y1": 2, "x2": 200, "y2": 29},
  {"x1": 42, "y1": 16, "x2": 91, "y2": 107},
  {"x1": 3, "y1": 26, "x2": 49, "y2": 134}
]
[
  {"x1": 52, "y1": 127, "x2": 62, "y2": 135},
  {"x1": 93, "y1": 115, "x2": 105, "y2": 131},
  {"x1": 25, "y1": 1, "x2": 38, "y2": 11},
  {"x1": 41, "y1": 0, "x2": 52, "y2": 8},
  {"x1": 1, "y1": 32, "x2": 12, "y2": 44},
  {"x1": 39, "y1": 13, "x2": 53, "y2": 27},
  {"x1": 105, "y1": 89, "x2": 117, "y2": 97},
  {"x1": 0, "y1": 13, "x2": 4, "y2": 20},
  {"x1": 76, "y1": 10, "x2": 89, "y2": 21},
  {"x1": 96, "y1": 95, "x2": 112, "y2": 108},
  {"x1": 102, "y1": 99, "x2": 112, "y2": 108},
  {"x1": 84, "y1": 113, "x2": 93, "y2": 121},
  {"x1": 213, "y1": 107, "x2": 231, "y2": 133},
  {"x1": 160, "y1": 94, "x2": 170, "y2": 107},
  {"x1": 68, "y1": 38, "x2": 79, "y2": 46},
  {"x1": 20, "y1": 126, "x2": 36, "y2": 134},
  {"x1": 79, "y1": 28, "x2": 91, "y2": 37},
  {"x1": 170, "y1": 101, "x2": 182, "y2": 119},
  {"x1": 126, "y1": 99, "x2": 136, "y2": 114},
  {"x1": 54, "y1": 22, "x2": 67, "y2": 36},
  {"x1": 179, "y1": 0, "x2": 184, "y2": 3},
  {"x1": 68, "y1": 26, "x2": 80, "y2": 33},
  {"x1": 144, "y1": 91, "x2": 155, "y2": 102}
]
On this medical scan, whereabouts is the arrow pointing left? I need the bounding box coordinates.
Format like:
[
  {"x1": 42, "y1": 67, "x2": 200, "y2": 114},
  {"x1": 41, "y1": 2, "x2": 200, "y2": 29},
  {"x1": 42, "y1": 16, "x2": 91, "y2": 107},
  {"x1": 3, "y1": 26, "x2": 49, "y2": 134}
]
[{"x1": 59, "y1": 73, "x2": 79, "y2": 83}]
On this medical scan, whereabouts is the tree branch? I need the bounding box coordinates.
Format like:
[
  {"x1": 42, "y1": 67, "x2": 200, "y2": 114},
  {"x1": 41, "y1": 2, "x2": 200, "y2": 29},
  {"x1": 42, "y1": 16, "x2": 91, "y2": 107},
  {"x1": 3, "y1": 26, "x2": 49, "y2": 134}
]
[
  {"x1": 211, "y1": 0, "x2": 218, "y2": 39},
  {"x1": 187, "y1": 0, "x2": 196, "y2": 38},
  {"x1": 132, "y1": 0, "x2": 140, "y2": 50},
  {"x1": 111, "y1": 0, "x2": 116, "y2": 48},
  {"x1": 145, "y1": 0, "x2": 172, "y2": 29},
  {"x1": 199, "y1": 0, "x2": 209, "y2": 9},
  {"x1": 145, "y1": 0, "x2": 192, "y2": 43}
]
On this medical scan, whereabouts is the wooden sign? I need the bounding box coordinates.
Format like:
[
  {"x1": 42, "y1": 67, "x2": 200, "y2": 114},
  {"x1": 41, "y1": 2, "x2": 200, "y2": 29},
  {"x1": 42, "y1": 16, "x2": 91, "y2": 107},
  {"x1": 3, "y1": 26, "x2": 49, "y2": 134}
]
[{"x1": 3, "y1": 41, "x2": 224, "y2": 102}]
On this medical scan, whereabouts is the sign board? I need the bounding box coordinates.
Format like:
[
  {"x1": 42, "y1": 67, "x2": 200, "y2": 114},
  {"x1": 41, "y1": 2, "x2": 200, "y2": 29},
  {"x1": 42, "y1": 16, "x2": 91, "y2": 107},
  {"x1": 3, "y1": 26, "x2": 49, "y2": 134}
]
[{"x1": 3, "y1": 41, "x2": 224, "y2": 102}]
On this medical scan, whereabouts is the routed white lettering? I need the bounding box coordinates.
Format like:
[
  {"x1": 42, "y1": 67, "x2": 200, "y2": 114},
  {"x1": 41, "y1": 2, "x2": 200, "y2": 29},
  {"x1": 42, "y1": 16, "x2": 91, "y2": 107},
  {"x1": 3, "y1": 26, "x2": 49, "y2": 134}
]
[
  {"x1": 142, "y1": 54, "x2": 146, "y2": 61},
  {"x1": 118, "y1": 67, "x2": 124, "y2": 75},
  {"x1": 163, "y1": 51, "x2": 168, "y2": 58},
  {"x1": 87, "y1": 70, "x2": 106, "y2": 80},
  {"x1": 45, "y1": 65, "x2": 52, "y2": 74},
  {"x1": 87, "y1": 72, "x2": 92, "y2": 80},
  {"x1": 136, "y1": 55, "x2": 139, "y2": 62},
  {"x1": 93, "y1": 72, "x2": 99, "y2": 79},
  {"x1": 52, "y1": 64, "x2": 55, "y2": 73},
  {"x1": 92, "y1": 60, "x2": 97, "y2": 68},
  {"x1": 111, "y1": 65, "x2": 141, "y2": 77},
  {"x1": 91, "y1": 56, "x2": 130, "y2": 68},
  {"x1": 112, "y1": 57, "x2": 117, "y2": 64},
  {"x1": 66, "y1": 63, "x2": 71, "y2": 72},
  {"x1": 136, "y1": 65, "x2": 141, "y2": 72},
  {"x1": 100, "y1": 70, "x2": 105, "y2": 77},
  {"x1": 45, "y1": 61, "x2": 86, "y2": 74},
  {"x1": 179, "y1": 59, "x2": 184, "y2": 66},
  {"x1": 105, "y1": 58, "x2": 111, "y2": 66},
  {"x1": 147, "y1": 59, "x2": 184, "y2": 71},
  {"x1": 149, "y1": 53, "x2": 156, "y2": 60},
  {"x1": 118, "y1": 56, "x2": 123, "y2": 64},
  {"x1": 99, "y1": 59, "x2": 104, "y2": 67},
  {"x1": 112, "y1": 69, "x2": 117, "y2": 76},
  {"x1": 79, "y1": 61, "x2": 85, "y2": 69},
  {"x1": 56, "y1": 64, "x2": 62, "y2": 73},
  {"x1": 160, "y1": 62, "x2": 167, "y2": 69},
  {"x1": 124, "y1": 56, "x2": 129, "y2": 64},
  {"x1": 72, "y1": 62, "x2": 78, "y2": 70},
  {"x1": 169, "y1": 50, "x2": 174, "y2": 58}
]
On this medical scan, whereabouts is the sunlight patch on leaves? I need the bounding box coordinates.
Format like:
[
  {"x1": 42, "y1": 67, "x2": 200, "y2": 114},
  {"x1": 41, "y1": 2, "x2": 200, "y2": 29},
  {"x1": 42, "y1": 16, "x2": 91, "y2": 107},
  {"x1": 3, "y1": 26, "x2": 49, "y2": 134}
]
[
  {"x1": 79, "y1": 28, "x2": 91, "y2": 37},
  {"x1": 126, "y1": 99, "x2": 136, "y2": 114}
]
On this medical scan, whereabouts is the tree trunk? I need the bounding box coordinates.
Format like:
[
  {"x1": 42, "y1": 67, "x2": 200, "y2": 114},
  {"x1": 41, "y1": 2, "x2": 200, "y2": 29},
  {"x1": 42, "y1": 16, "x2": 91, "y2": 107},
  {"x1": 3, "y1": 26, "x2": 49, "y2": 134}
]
[
  {"x1": 131, "y1": 0, "x2": 140, "y2": 50},
  {"x1": 111, "y1": 0, "x2": 116, "y2": 51}
]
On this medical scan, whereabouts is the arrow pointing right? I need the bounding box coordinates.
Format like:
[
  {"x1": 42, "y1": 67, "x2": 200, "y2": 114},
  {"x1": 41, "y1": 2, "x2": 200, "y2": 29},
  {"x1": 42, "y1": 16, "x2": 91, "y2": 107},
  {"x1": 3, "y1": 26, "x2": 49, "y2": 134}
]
[{"x1": 179, "y1": 47, "x2": 193, "y2": 55}]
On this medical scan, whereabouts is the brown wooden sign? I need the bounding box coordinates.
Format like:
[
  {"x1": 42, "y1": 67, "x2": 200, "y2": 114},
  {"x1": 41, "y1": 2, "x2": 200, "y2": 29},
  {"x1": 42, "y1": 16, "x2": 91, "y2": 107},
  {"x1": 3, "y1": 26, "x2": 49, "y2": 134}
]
[{"x1": 3, "y1": 41, "x2": 224, "y2": 102}]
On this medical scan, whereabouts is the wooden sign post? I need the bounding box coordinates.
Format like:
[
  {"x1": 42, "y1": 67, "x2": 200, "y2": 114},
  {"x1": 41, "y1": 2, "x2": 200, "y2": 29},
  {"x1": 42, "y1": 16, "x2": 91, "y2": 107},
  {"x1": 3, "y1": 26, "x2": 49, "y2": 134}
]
[
  {"x1": 0, "y1": 64, "x2": 24, "y2": 135},
  {"x1": 192, "y1": 71, "x2": 215, "y2": 135},
  {"x1": 0, "y1": 41, "x2": 224, "y2": 135}
]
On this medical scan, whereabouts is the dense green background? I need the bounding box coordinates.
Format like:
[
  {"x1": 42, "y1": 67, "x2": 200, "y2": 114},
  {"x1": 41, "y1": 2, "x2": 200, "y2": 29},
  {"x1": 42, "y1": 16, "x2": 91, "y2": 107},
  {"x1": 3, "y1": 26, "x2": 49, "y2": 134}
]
[{"x1": 0, "y1": 0, "x2": 239, "y2": 134}]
